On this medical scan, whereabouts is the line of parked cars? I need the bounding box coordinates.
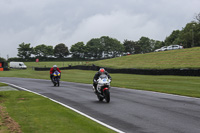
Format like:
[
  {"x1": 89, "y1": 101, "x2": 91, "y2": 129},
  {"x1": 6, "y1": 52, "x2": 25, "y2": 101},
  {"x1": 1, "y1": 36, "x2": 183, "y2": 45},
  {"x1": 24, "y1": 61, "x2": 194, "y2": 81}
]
[{"x1": 154, "y1": 45, "x2": 183, "y2": 52}]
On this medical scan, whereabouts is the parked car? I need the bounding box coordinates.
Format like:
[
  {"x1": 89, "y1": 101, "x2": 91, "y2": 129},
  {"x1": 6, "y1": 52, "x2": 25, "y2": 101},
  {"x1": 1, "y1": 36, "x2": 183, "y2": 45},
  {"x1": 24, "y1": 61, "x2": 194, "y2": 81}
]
[
  {"x1": 154, "y1": 49, "x2": 161, "y2": 52},
  {"x1": 160, "y1": 46, "x2": 168, "y2": 51},
  {"x1": 154, "y1": 46, "x2": 167, "y2": 52},
  {"x1": 167, "y1": 45, "x2": 183, "y2": 50}
]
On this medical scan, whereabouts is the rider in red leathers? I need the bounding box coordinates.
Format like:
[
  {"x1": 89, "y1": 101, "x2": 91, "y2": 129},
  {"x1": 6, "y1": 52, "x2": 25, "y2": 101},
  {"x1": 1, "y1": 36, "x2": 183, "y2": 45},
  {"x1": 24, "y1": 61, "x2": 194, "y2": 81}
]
[{"x1": 50, "y1": 65, "x2": 61, "y2": 81}]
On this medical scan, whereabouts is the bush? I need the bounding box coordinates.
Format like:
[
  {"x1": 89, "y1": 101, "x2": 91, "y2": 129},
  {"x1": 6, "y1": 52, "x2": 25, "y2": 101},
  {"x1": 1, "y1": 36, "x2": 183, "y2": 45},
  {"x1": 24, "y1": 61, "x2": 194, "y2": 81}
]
[
  {"x1": 7, "y1": 57, "x2": 24, "y2": 62},
  {"x1": 7, "y1": 57, "x2": 97, "y2": 62},
  {"x1": 0, "y1": 57, "x2": 6, "y2": 62}
]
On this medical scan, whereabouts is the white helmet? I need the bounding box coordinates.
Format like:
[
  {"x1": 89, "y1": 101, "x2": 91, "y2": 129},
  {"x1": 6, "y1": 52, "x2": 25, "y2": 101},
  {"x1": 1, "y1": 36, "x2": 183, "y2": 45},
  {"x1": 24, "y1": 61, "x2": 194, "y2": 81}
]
[{"x1": 53, "y1": 65, "x2": 57, "y2": 68}]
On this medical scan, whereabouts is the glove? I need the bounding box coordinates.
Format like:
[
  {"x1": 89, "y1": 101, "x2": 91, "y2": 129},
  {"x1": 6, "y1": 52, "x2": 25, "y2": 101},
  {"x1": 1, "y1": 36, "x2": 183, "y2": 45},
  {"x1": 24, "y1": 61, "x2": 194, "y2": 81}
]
[
  {"x1": 93, "y1": 79, "x2": 97, "y2": 83},
  {"x1": 50, "y1": 74, "x2": 53, "y2": 80}
]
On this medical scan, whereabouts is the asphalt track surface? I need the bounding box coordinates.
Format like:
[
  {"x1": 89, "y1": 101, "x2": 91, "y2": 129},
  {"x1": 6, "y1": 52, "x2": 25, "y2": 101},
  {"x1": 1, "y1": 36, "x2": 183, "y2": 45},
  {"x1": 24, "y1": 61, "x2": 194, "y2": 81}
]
[{"x1": 0, "y1": 77, "x2": 200, "y2": 133}]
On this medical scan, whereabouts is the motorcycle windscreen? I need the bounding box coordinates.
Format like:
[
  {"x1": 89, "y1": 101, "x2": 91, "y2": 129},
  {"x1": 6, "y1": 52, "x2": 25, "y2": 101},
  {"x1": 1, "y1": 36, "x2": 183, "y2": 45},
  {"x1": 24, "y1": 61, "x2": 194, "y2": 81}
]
[{"x1": 99, "y1": 74, "x2": 108, "y2": 79}]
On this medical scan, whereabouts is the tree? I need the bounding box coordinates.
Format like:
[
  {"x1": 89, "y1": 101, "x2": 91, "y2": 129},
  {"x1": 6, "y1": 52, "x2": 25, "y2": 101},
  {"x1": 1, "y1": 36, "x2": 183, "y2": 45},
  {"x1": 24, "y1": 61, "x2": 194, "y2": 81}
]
[
  {"x1": 194, "y1": 12, "x2": 200, "y2": 24},
  {"x1": 70, "y1": 42, "x2": 85, "y2": 58},
  {"x1": 17, "y1": 42, "x2": 33, "y2": 59},
  {"x1": 85, "y1": 38, "x2": 103, "y2": 59},
  {"x1": 123, "y1": 40, "x2": 135, "y2": 54},
  {"x1": 0, "y1": 57, "x2": 6, "y2": 62},
  {"x1": 54, "y1": 43, "x2": 69, "y2": 58},
  {"x1": 164, "y1": 30, "x2": 180, "y2": 46},
  {"x1": 100, "y1": 36, "x2": 124, "y2": 58},
  {"x1": 85, "y1": 36, "x2": 124, "y2": 59},
  {"x1": 138, "y1": 37, "x2": 153, "y2": 53},
  {"x1": 173, "y1": 22, "x2": 200, "y2": 48},
  {"x1": 46, "y1": 46, "x2": 54, "y2": 57},
  {"x1": 33, "y1": 44, "x2": 54, "y2": 58},
  {"x1": 123, "y1": 40, "x2": 142, "y2": 54}
]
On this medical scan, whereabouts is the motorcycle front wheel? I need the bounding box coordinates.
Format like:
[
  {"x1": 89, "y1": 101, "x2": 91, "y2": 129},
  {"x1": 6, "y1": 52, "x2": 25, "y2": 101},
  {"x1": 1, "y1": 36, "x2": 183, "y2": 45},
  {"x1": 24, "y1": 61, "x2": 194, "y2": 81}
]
[
  {"x1": 57, "y1": 80, "x2": 60, "y2": 86},
  {"x1": 97, "y1": 93, "x2": 103, "y2": 101},
  {"x1": 104, "y1": 89, "x2": 110, "y2": 103}
]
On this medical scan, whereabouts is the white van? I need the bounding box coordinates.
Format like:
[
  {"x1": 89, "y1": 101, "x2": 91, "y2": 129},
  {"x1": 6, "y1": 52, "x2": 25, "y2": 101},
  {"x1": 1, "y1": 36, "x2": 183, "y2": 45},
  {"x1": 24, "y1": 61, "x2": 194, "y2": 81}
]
[{"x1": 10, "y1": 62, "x2": 27, "y2": 69}]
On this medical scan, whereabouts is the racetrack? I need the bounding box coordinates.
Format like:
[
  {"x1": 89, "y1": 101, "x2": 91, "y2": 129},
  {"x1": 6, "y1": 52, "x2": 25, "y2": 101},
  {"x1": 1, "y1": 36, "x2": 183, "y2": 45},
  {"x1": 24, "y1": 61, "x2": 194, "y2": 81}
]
[{"x1": 0, "y1": 77, "x2": 200, "y2": 133}]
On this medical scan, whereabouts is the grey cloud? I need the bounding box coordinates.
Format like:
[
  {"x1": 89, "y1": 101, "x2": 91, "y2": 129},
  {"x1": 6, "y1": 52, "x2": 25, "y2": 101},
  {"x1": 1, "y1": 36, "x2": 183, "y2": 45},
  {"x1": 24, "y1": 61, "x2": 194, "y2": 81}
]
[{"x1": 0, "y1": 0, "x2": 199, "y2": 58}]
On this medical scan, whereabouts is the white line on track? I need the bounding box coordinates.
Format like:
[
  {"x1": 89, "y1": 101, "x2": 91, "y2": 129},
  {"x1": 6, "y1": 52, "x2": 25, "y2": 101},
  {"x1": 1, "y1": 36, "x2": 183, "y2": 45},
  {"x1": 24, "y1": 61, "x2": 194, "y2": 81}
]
[{"x1": 2, "y1": 82, "x2": 125, "y2": 133}]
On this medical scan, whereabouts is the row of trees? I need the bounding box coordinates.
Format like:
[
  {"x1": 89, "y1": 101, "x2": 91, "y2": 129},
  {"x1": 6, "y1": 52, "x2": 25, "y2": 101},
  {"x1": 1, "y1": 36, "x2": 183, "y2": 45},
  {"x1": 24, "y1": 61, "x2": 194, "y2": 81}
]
[
  {"x1": 11, "y1": 12, "x2": 200, "y2": 61},
  {"x1": 17, "y1": 43, "x2": 69, "y2": 59},
  {"x1": 16, "y1": 36, "x2": 164, "y2": 60},
  {"x1": 71, "y1": 36, "x2": 165, "y2": 59},
  {"x1": 16, "y1": 36, "x2": 124, "y2": 60},
  {"x1": 71, "y1": 36, "x2": 124, "y2": 59}
]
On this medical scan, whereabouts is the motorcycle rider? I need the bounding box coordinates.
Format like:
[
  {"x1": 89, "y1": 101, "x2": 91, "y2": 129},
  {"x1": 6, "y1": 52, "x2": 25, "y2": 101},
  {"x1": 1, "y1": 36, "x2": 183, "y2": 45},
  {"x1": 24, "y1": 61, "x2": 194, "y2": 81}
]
[
  {"x1": 50, "y1": 65, "x2": 61, "y2": 81},
  {"x1": 93, "y1": 68, "x2": 112, "y2": 93}
]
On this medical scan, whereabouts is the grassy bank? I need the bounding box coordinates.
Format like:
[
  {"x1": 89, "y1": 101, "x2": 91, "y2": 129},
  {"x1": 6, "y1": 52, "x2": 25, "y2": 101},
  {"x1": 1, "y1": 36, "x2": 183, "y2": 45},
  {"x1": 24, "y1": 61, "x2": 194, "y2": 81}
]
[
  {"x1": 11, "y1": 48, "x2": 200, "y2": 70},
  {"x1": 90, "y1": 47, "x2": 200, "y2": 69},
  {"x1": 0, "y1": 84, "x2": 114, "y2": 133}
]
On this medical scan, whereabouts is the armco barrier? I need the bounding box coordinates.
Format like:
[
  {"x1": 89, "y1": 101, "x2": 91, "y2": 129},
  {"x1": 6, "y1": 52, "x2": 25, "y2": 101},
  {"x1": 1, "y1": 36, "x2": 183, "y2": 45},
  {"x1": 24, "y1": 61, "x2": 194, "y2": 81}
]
[{"x1": 34, "y1": 65, "x2": 200, "y2": 76}]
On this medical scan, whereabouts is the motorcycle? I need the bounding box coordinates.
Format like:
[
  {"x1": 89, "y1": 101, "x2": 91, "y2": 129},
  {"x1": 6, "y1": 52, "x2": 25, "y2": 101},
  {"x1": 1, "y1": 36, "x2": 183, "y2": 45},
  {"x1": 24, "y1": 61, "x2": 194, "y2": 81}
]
[
  {"x1": 52, "y1": 71, "x2": 61, "y2": 86},
  {"x1": 94, "y1": 74, "x2": 111, "y2": 103}
]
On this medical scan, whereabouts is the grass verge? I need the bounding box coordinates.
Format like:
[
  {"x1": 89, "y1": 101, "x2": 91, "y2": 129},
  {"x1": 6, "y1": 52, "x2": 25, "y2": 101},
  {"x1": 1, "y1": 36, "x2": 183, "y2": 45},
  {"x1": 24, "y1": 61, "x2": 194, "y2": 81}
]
[
  {"x1": 0, "y1": 90, "x2": 115, "y2": 133},
  {"x1": 59, "y1": 70, "x2": 200, "y2": 98},
  {"x1": 0, "y1": 83, "x2": 8, "y2": 87},
  {"x1": 24, "y1": 61, "x2": 89, "y2": 69},
  {"x1": 1, "y1": 69, "x2": 200, "y2": 98}
]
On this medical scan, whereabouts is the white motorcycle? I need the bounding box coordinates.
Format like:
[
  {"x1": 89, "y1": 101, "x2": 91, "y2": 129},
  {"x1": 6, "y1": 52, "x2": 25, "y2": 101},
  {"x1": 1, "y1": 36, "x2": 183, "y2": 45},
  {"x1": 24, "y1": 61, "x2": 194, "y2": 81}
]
[{"x1": 94, "y1": 74, "x2": 111, "y2": 103}]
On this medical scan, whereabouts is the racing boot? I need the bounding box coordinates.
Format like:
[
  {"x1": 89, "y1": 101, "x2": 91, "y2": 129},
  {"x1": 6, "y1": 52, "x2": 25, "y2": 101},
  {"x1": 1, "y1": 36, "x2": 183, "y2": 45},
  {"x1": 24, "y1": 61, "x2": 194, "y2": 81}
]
[{"x1": 93, "y1": 86, "x2": 97, "y2": 94}]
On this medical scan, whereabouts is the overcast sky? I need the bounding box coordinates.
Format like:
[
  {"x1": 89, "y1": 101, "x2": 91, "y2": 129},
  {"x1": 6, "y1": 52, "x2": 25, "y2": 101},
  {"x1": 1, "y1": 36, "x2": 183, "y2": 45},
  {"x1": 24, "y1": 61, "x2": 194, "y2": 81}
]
[{"x1": 0, "y1": 0, "x2": 199, "y2": 59}]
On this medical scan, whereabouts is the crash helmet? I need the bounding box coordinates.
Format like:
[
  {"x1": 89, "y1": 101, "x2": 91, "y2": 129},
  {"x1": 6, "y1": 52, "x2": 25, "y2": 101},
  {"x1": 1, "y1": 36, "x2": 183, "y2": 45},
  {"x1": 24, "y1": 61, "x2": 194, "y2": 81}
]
[
  {"x1": 99, "y1": 68, "x2": 105, "y2": 73},
  {"x1": 53, "y1": 65, "x2": 57, "y2": 70}
]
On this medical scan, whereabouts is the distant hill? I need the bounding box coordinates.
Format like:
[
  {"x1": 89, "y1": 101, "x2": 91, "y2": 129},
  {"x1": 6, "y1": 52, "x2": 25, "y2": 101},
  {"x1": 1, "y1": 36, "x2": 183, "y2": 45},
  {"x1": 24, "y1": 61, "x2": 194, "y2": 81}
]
[{"x1": 91, "y1": 47, "x2": 200, "y2": 69}]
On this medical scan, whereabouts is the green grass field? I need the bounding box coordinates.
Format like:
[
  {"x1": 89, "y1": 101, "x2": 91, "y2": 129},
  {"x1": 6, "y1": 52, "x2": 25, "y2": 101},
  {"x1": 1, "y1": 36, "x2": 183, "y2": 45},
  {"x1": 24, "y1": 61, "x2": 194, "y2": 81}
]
[
  {"x1": 0, "y1": 82, "x2": 8, "y2": 87},
  {"x1": 25, "y1": 61, "x2": 89, "y2": 68},
  {"x1": 1, "y1": 47, "x2": 200, "y2": 132},
  {"x1": 90, "y1": 47, "x2": 200, "y2": 69},
  {"x1": 1, "y1": 47, "x2": 200, "y2": 98},
  {"x1": 1, "y1": 69, "x2": 199, "y2": 132},
  {"x1": 0, "y1": 86, "x2": 114, "y2": 133},
  {"x1": 1, "y1": 69, "x2": 200, "y2": 98}
]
